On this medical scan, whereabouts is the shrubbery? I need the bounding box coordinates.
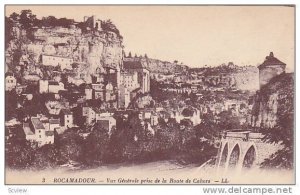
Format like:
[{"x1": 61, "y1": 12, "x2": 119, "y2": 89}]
[{"x1": 6, "y1": 112, "x2": 220, "y2": 170}]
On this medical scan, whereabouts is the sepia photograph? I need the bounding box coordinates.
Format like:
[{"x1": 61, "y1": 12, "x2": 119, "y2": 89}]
[{"x1": 4, "y1": 5, "x2": 295, "y2": 185}]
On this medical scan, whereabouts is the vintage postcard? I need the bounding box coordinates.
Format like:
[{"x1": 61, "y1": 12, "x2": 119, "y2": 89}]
[{"x1": 4, "y1": 5, "x2": 295, "y2": 184}]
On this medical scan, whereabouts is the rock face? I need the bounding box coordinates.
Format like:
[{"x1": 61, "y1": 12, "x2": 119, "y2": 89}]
[
  {"x1": 84, "y1": 32, "x2": 123, "y2": 73},
  {"x1": 232, "y1": 67, "x2": 259, "y2": 91},
  {"x1": 250, "y1": 73, "x2": 294, "y2": 128},
  {"x1": 6, "y1": 24, "x2": 123, "y2": 77},
  {"x1": 133, "y1": 57, "x2": 189, "y2": 74},
  {"x1": 191, "y1": 63, "x2": 259, "y2": 91}
]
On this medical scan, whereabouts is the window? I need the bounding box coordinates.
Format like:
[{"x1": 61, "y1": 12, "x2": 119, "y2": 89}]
[
  {"x1": 39, "y1": 130, "x2": 41, "y2": 133},
  {"x1": 39, "y1": 135, "x2": 41, "y2": 138}
]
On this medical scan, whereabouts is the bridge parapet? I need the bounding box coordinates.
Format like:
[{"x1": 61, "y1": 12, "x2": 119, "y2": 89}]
[{"x1": 216, "y1": 130, "x2": 282, "y2": 175}]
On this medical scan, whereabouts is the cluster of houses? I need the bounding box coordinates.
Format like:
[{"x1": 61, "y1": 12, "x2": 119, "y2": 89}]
[
  {"x1": 5, "y1": 15, "x2": 154, "y2": 147},
  {"x1": 23, "y1": 109, "x2": 73, "y2": 147},
  {"x1": 6, "y1": 13, "x2": 279, "y2": 149}
]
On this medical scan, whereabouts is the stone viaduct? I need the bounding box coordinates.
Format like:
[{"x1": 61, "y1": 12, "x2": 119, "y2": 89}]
[{"x1": 215, "y1": 130, "x2": 282, "y2": 175}]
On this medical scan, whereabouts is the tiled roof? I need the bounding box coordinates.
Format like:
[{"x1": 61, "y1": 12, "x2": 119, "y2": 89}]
[
  {"x1": 45, "y1": 131, "x2": 54, "y2": 136},
  {"x1": 61, "y1": 109, "x2": 72, "y2": 115},
  {"x1": 49, "y1": 119, "x2": 60, "y2": 124},
  {"x1": 85, "y1": 84, "x2": 92, "y2": 89},
  {"x1": 123, "y1": 60, "x2": 143, "y2": 69},
  {"x1": 258, "y1": 52, "x2": 286, "y2": 69},
  {"x1": 31, "y1": 117, "x2": 45, "y2": 130},
  {"x1": 23, "y1": 123, "x2": 35, "y2": 135},
  {"x1": 96, "y1": 120, "x2": 110, "y2": 131},
  {"x1": 48, "y1": 81, "x2": 59, "y2": 85},
  {"x1": 5, "y1": 72, "x2": 15, "y2": 77}
]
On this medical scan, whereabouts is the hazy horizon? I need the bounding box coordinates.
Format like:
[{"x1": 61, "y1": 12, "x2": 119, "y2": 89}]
[{"x1": 5, "y1": 5, "x2": 295, "y2": 72}]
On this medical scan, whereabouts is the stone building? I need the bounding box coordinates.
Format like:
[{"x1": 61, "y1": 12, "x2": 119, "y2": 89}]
[
  {"x1": 174, "y1": 107, "x2": 201, "y2": 126},
  {"x1": 123, "y1": 59, "x2": 150, "y2": 93},
  {"x1": 42, "y1": 54, "x2": 74, "y2": 70},
  {"x1": 95, "y1": 112, "x2": 116, "y2": 135},
  {"x1": 39, "y1": 80, "x2": 65, "y2": 94},
  {"x1": 251, "y1": 52, "x2": 293, "y2": 129},
  {"x1": 258, "y1": 52, "x2": 286, "y2": 88},
  {"x1": 5, "y1": 73, "x2": 17, "y2": 91},
  {"x1": 118, "y1": 85, "x2": 131, "y2": 109},
  {"x1": 23, "y1": 117, "x2": 55, "y2": 147},
  {"x1": 84, "y1": 15, "x2": 102, "y2": 31},
  {"x1": 60, "y1": 109, "x2": 73, "y2": 129},
  {"x1": 120, "y1": 71, "x2": 140, "y2": 92}
]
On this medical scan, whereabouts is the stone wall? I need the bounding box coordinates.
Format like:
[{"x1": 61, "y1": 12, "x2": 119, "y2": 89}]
[
  {"x1": 216, "y1": 131, "x2": 283, "y2": 174},
  {"x1": 259, "y1": 65, "x2": 285, "y2": 88}
]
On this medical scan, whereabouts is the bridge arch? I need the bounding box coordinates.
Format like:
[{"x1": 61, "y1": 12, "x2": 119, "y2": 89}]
[
  {"x1": 219, "y1": 142, "x2": 228, "y2": 167},
  {"x1": 228, "y1": 143, "x2": 241, "y2": 169},
  {"x1": 242, "y1": 144, "x2": 257, "y2": 169}
]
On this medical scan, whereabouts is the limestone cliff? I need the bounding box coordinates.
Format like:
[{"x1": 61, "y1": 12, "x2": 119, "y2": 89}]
[
  {"x1": 250, "y1": 73, "x2": 294, "y2": 129},
  {"x1": 191, "y1": 63, "x2": 259, "y2": 91},
  {"x1": 82, "y1": 32, "x2": 123, "y2": 73},
  {"x1": 6, "y1": 24, "x2": 123, "y2": 76},
  {"x1": 134, "y1": 57, "x2": 189, "y2": 74},
  {"x1": 232, "y1": 67, "x2": 259, "y2": 91}
]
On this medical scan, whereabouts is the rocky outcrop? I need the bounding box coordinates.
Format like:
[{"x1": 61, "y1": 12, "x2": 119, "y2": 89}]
[
  {"x1": 191, "y1": 64, "x2": 259, "y2": 91},
  {"x1": 250, "y1": 73, "x2": 294, "y2": 129},
  {"x1": 232, "y1": 67, "x2": 259, "y2": 91},
  {"x1": 84, "y1": 33, "x2": 123, "y2": 73},
  {"x1": 131, "y1": 57, "x2": 189, "y2": 74},
  {"x1": 6, "y1": 24, "x2": 123, "y2": 77}
]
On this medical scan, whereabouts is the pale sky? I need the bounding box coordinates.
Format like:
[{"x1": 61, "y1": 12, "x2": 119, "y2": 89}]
[{"x1": 5, "y1": 5, "x2": 295, "y2": 71}]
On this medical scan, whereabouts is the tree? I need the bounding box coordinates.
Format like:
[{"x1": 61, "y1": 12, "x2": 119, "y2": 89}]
[
  {"x1": 9, "y1": 12, "x2": 20, "y2": 21},
  {"x1": 260, "y1": 113, "x2": 293, "y2": 169},
  {"x1": 5, "y1": 90, "x2": 18, "y2": 121},
  {"x1": 6, "y1": 138, "x2": 35, "y2": 169},
  {"x1": 19, "y1": 10, "x2": 36, "y2": 30},
  {"x1": 194, "y1": 111, "x2": 220, "y2": 143},
  {"x1": 218, "y1": 110, "x2": 241, "y2": 130},
  {"x1": 128, "y1": 52, "x2": 132, "y2": 58},
  {"x1": 57, "y1": 128, "x2": 84, "y2": 163},
  {"x1": 107, "y1": 116, "x2": 129, "y2": 163},
  {"x1": 5, "y1": 17, "x2": 14, "y2": 48},
  {"x1": 182, "y1": 112, "x2": 219, "y2": 164},
  {"x1": 41, "y1": 16, "x2": 57, "y2": 27},
  {"x1": 258, "y1": 73, "x2": 294, "y2": 169},
  {"x1": 32, "y1": 144, "x2": 61, "y2": 169},
  {"x1": 76, "y1": 22, "x2": 87, "y2": 33},
  {"x1": 82, "y1": 123, "x2": 110, "y2": 165},
  {"x1": 101, "y1": 19, "x2": 121, "y2": 37},
  {"x1": 40, "y1": 16, "x2": 74, "y2": 28},
  {"x1": 182, "y1": 108, "x2": 194, "y2": 117}
]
